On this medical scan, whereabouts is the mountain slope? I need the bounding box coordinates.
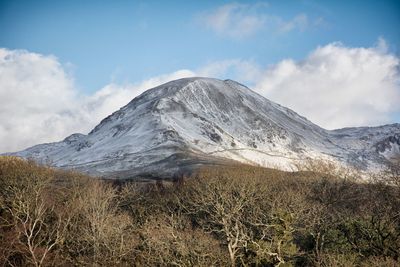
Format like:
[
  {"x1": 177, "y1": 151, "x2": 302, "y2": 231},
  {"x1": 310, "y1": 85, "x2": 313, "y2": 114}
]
[{"x1": 8, "y1": 78, "x2": 400, "y2": 178}]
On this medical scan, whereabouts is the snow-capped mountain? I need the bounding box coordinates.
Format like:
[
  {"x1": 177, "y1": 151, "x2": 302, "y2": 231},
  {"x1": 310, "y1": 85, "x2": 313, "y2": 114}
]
[{"x1": 8, "y1": 78, "x2": 400, "y2": 179}]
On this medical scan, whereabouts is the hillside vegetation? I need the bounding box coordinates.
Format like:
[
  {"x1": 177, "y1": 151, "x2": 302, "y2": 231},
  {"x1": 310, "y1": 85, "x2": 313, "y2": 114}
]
[{"x1": 0, "y1": 156, "x2": 399, "y2": 266}]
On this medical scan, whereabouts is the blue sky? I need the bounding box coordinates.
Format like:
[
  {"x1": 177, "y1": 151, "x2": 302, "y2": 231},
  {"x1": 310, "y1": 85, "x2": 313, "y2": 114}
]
[
  {"x1": 1, "y1": 0, "x2": 399, "y2": 92},
  {"x1": 0, "y1": 0, "x2": 400, "y2": 152}
]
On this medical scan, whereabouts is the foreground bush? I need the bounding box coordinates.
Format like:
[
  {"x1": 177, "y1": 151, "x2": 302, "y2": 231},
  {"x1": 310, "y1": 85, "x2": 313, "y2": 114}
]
[{"x1": 1, "y1": 156, "x2": 399, "y2": 266}]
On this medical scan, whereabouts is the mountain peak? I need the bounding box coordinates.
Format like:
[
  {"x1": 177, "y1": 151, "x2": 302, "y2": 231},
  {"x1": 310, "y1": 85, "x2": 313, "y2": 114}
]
[
  {"x1": 131, "y1": 77, "x2": 248, "y2": 102},
  {"x1": 9, "y1": 77, "x2": 400, "y2": 179}
]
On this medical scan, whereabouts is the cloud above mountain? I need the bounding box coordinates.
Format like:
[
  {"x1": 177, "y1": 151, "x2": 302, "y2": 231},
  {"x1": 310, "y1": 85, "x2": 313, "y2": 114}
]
[
  {"x1": 0, "y1": 39, "x2": 399, "y2": 152},
  {"x1": 197, "y1": 3, "x2": 267, "y2": 38},
  {"x1": 0, "y1": 48, "x2": 195, "y2": 152},
  {"x1": 0, "y1": 49, "x2": 79, "y2": 153},
  {"x1": 254, "y1": 39, "x2": 400, "y2": 129},
  {"x1": 197, "y1": 3, "x2": 315, "y2": 38}
]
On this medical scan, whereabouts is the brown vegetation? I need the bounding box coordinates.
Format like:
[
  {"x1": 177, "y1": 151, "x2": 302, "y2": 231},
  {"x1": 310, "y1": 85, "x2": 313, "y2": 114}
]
[{"x1": 1, "y1": 156, "x2": 399, "y2": 266}]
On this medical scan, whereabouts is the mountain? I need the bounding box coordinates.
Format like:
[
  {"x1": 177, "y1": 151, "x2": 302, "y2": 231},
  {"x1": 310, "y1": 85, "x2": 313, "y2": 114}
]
[{"x1": 8, "y1": 77, "x2": 400, "y2": 179}]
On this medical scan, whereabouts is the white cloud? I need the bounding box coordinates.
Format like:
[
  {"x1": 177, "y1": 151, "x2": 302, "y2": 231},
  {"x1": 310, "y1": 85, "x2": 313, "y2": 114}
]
[
  {"x1": 0, "y1": 48, "x2": 79, "y2": 153},
  {"x1": 0, "y1": 48, "x2": 195, "y2": 153},
  {"x1": 254, "y1": 40, "x2": 400, "y2": 129},
  {"x1": 277, "y1": 13, "x2": 309, "y2": 33},
  {"x1": 198, "y1": 3, "x2": 316, "y2": 38},
  {"x1": 198, "y1": 3, "x2": 267, "y2": 38}
]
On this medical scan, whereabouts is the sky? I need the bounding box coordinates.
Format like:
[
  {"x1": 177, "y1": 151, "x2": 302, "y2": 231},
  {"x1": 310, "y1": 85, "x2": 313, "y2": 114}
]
[{"x1": 0, "y1": 0, "x2": 400, "y2": 153}]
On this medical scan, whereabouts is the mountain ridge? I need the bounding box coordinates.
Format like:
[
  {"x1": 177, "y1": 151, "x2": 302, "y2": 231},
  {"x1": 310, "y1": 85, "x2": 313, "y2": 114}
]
[{"x1": 6, "y1": 77, "x2": 400, "y2": 179}]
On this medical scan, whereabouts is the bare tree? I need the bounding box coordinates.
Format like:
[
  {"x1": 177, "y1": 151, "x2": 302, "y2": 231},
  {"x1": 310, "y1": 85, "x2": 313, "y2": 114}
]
[
  {"x1": 178, "y1": 168, "x2": 303, "y2": 267},
  {"x1": 65, "y1": 180, "x2": 135, "y2": 266},
  {"x1": 0, "y1": 157, "x2": 68, "y2": 267},
  {"x1": 178, "y1": 174, "x2": 256, "y2": 266}
]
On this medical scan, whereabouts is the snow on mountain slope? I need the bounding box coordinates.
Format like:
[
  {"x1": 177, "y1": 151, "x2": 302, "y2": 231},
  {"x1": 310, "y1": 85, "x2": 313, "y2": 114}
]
[{"x1": 7, "y1": 77, "x2": 400, "y2": 179}]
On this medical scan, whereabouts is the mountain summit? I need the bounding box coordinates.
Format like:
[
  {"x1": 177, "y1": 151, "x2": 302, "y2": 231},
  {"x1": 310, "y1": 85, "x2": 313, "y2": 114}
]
[{"x1": 10, "y1": 77, "x2": 400, "y2": 179}]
